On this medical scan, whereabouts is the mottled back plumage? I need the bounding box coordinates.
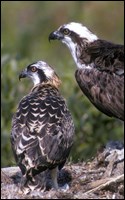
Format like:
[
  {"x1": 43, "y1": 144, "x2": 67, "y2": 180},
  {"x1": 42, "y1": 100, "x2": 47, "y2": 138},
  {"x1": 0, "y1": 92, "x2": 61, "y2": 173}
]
[
  {"x1": 49, "y1": 22, "x2": 124, "y2": 121},
  {"x1": 11, "y1": 61, "x2": 74, "y2": 193}
]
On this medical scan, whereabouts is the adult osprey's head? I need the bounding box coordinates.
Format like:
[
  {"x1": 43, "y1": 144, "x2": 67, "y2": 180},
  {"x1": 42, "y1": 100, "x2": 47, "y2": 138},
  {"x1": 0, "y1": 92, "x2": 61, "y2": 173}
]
[
  {"x1": 19, "y1": 61, "x2": 61, "y2": 88},
  {"x1": 49, "y1": 22, "x2": 98, "y2": 68}
]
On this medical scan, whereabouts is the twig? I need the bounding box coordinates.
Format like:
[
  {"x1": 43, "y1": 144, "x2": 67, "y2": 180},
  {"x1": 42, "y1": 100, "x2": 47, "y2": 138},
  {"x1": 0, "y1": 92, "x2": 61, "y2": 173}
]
[{"x1": 83, "y1": 174, "x2": 124, "y2": 195}]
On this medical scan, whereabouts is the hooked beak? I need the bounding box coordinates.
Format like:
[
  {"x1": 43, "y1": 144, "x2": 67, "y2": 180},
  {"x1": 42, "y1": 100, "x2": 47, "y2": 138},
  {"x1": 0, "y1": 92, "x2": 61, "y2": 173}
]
[
  {"x1": 19, "y1": 69, "x2": 27, "y2": 81},
  {"x1": 49, "y1": 31, "x2": 64, "y2": 42}
]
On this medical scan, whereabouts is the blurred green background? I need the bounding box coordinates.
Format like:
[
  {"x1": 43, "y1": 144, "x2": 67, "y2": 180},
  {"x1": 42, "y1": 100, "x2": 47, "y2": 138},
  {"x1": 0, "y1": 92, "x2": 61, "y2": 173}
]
[{"x1": 1, "y1": 1, "x2": 124, "y2": 167}]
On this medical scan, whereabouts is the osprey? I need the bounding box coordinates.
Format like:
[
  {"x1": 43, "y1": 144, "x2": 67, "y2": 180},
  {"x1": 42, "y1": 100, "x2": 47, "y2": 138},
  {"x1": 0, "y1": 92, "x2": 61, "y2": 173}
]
[
  {"x1": 11, "y1": 61, "x2": 74, "y2": 193},
  {"x1": 49, "y1": 22, "x2": 124, "y2": 121}
]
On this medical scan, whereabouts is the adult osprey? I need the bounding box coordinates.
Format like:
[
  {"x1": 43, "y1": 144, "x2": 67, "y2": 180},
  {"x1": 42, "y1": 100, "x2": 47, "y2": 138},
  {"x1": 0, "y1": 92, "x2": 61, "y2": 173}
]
[
  {"x1": 49, "y1": 22, "x2": 124, "y2": 121},
  {"x1": 11, "y1": 61, "x2": 74, "y2": 193}
]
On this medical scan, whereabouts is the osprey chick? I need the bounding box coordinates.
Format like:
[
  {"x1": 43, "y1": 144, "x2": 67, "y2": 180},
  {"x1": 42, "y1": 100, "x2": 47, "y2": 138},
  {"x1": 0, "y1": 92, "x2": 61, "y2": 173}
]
[
  {"x1": 11, "y1": 61, "x2": 75, "y2": 193},
  {"x1": 49, "y1": 22, "x2": 124, "y2": 121}
]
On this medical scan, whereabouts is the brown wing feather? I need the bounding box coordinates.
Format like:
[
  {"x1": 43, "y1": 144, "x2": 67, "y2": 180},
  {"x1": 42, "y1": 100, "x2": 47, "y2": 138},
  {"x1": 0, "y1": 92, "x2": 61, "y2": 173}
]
[
  {"x1": 80, "y1": 39, "x2": 124, "y2": 75},
  {"x1": 75, "y1": 68, "x2": 124, "y2": 121}
]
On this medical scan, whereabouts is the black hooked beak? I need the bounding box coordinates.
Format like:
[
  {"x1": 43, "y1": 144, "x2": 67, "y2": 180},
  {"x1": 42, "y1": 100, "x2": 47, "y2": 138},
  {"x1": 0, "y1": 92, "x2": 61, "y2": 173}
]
[
  {"x1": 19, "y1": 69, "x2": 27, "y2": 81},
  {"x1": 49, "y1": 31, "x2": 63, "y2": 42}
]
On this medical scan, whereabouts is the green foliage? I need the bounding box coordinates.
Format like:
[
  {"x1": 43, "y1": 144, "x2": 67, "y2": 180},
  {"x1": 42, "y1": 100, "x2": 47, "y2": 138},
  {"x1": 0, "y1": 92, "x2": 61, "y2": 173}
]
[{"x1": 1, "y1": 1, "x2": 124, "y2": 167}]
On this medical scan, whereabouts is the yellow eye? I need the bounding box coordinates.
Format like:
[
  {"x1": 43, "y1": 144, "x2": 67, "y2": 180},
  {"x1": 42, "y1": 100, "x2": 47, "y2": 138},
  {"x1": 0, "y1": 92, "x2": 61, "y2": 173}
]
[
  {"x1": 63, "y1": 28, "x2": 70, "y2": 35},
  {"x1": 31, "y1": 66, "x2": 37, "y2": 72}
]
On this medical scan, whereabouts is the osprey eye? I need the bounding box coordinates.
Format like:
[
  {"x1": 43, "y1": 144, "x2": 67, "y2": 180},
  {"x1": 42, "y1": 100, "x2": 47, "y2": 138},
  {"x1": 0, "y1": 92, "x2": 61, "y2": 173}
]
[
  {"x1": 31, "y1": 66, "x2": 37, "y2": 72},
  {"x1": 63, "y1": 28, "x2": 70, "y2": 35}
]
